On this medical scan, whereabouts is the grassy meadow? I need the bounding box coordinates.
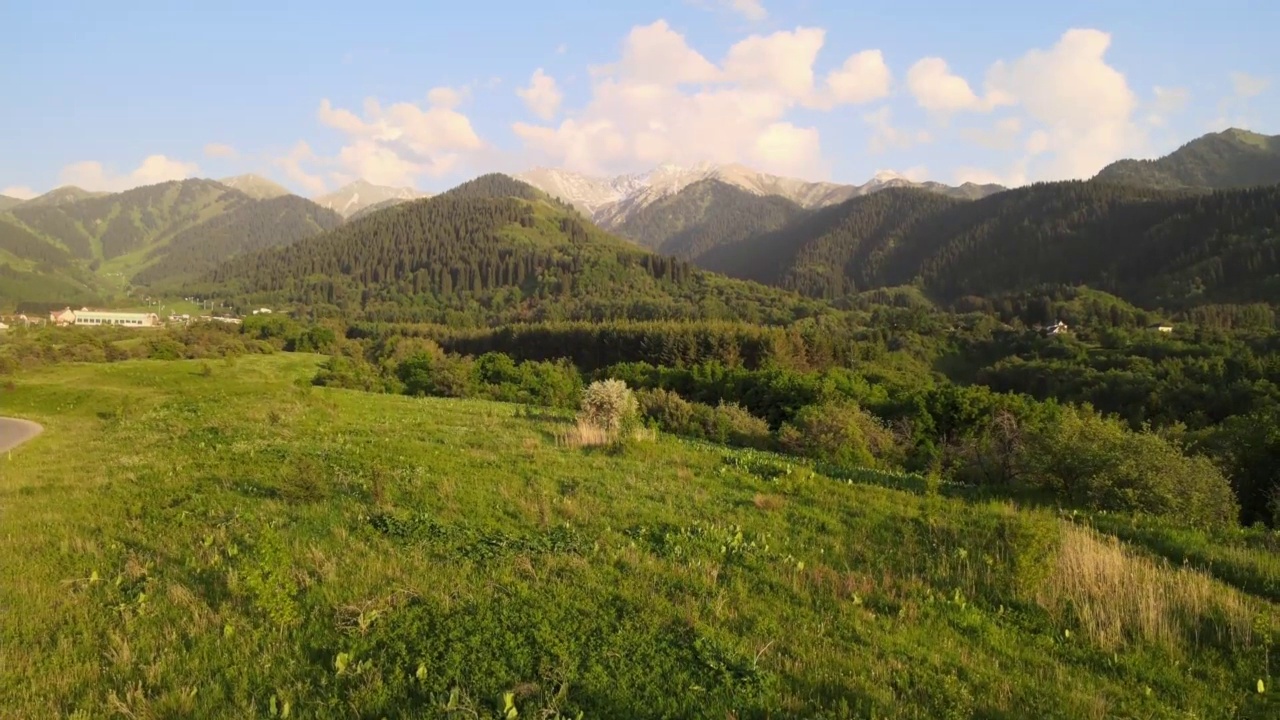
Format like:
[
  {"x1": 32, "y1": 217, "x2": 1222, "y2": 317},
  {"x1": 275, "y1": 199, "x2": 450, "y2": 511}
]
[{"x1": 0, "y1": 354, "x2": 1276, "y2": 718}]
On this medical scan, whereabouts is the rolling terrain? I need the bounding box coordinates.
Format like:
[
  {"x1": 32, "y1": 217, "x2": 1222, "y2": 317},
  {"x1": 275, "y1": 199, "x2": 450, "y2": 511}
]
[{"x1": 0, "y1": 351, "x2": 1272, "y2": 718}]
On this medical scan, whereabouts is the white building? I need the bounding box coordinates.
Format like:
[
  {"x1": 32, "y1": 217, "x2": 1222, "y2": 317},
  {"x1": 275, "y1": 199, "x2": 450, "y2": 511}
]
[{"x1": 71, "y1": 309, "x2": 161, "y2": 328}]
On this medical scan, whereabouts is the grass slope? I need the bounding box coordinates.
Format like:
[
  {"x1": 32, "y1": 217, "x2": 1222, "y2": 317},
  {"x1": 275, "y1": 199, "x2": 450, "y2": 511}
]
[{"x1": 0, "y1": 354, "x2": 1274, "y2": 718}]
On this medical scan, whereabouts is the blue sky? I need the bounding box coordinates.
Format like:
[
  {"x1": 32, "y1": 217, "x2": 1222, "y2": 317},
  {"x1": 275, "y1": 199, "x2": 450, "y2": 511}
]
[{"x1": 1, "y1": 0, "x2": 1275, "y2": 198}]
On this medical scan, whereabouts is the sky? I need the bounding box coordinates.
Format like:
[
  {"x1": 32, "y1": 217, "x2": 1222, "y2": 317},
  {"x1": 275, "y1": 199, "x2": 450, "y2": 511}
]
[{"x1": 1, "y1": 0, "x2": 1276, "y2": 199}]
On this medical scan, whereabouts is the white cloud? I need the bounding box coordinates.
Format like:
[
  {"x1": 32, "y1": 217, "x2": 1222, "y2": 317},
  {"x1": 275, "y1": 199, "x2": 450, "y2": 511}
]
[
  {"x1": 286, "y1": 87, "x2": 487, "y2": 190},
  {"x1": 950, "y1": 28, "x2": 1147, "y2": 184},
  {"x1": 723, "y1": 27, "x2": 825, "y2": 100},
  {"x1": 1231, "y1": 72, "x2": 1269, "y2": 98},
  {"x1": 513, "y1": 20, "x2": 890, "y2": 179},
  {"x1": 984, "y1": 28, "x2": 1141, "y2": 179},
  {"x1": 555, "y1": 44, "x2": 568, "y2": 55},
  {"x1": 57, "y1": 154, "x2": 199, "y2": 192},
  {"x1": 591, "y1": 20, "x2": 720, "y2": 85},
  {"x1": 906, "y1": 57, "x2": 1009, "y2": 113},
  {"x1": 517, "y1": 69, "x2": 564, "y2": 120},
  {"x1": 863, "y1": 107, "x2": 931, "y2": 153},
  {"x1": 0, "y1": 186, "x2": 37, "y2": 200},
  {"x1": 203, "y1": 143, "x2": 239, "y2": 159},
  {"x1": 823, "y1": 50, "x2": 892, "y2": 106}
]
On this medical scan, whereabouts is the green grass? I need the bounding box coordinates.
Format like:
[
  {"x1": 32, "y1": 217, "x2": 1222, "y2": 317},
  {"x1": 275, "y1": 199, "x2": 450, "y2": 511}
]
[{"x1": 0, "y1": 355, "x2": 1275, "y2": 718}]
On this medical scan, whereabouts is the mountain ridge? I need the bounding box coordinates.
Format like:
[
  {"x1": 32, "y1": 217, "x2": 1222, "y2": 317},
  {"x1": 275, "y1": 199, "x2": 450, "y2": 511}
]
[
  {"x1": 316, "y1": 179, "x2": 430, "y2": 218},
  {"x1": 515, "y1": 163, "x2": 1006, "y2": 229},
  {"x1": 1094, "y1": 128, "x2": 1280, "y2": 190}
]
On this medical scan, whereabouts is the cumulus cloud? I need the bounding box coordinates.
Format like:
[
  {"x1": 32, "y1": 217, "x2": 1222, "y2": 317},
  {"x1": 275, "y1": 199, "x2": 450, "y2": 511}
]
[
  {"x1": 0, "y1": 185, "x2": 37, "y2": 200},
  {"x1": 517, "y1": 69, "x2": 564, "y2": 120},
  {"x1": 203, "y1": 143, "x2": 239, "y2": 159},
  {"x1": 279, "y1": 87, "x2": 487, "y2": 191},
  {"x1": 513, "y1": 20, "x2": 889, "y2": 178},
  {"x1": 58, "y1": 155, "x2": 199, "y2": 192},
  {"x1": 906, "y1": 57, "x2": 1010, "y2": 114},
  {"x1": 942, "y1": 28, "x2": 1148, "y2": 184},
  {"x1": 863, "y1": 107, "x2": 931, "y2": 153},
  {"x1": 984, "y1": 28, "x2": 1142, "y2": 179},
  {"x1": 823, "y1": 50, "x2": 892, "y2": 106}
]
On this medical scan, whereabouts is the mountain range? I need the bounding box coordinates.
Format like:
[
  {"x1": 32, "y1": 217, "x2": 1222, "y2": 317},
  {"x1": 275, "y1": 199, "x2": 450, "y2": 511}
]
[
  {"x1": 1, "y1": 127, "x2": 1278, "y2": 314},
  {"x1": 513, "y1": 163, "x2": 1005, "y2": 230}
]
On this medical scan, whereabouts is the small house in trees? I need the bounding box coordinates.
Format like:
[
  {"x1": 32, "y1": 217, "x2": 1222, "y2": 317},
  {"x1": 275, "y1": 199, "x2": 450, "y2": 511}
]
[
  {"x1": 1149, "y1": 323, "x2": 1174, "y2": 333},
  {"x1": 1041, "y1": 320, "x2": 1069, "y2": 336}
]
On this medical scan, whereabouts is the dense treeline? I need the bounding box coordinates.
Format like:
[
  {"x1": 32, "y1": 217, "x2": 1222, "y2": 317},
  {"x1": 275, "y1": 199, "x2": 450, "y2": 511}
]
[
  {"x1": 197, "y1": 191, "x2": 837, "y2": 326},
  {"x1": 135, "y1": 195, "x2": 343, "y2": 286},
  {"x1": 0, "y1": 216, "x2": 75, "y2": 268},
  {"x1": 8, "y1": 204, "x2": 95, "y2": 259},
  {"x1": 612, "y1": 179, "x2": 805, "y2": 259},
  {"x1": 692, "y1": 181, "x2": 1280, "y2": 310}
]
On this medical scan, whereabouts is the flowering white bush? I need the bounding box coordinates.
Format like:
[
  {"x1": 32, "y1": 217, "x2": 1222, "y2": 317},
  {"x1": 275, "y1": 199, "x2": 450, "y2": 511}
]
[{"x1": 578, "y1": 379, "x2": 638, "y2": 433}]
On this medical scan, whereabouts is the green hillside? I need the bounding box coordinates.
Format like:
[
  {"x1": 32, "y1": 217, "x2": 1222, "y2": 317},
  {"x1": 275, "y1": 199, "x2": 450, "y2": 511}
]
[
  {"x1": 134, "y1": 194, "x2": 343, "y2": 286},
  {"x1": 0, "y1": 195, "x2": 23, "y2": 212},
  {"x1": 0, "y1": 179, "x2": 346, "y2": 302},
  {"x1": 694, "y1": 181, "x2": 1280, "y2": 309},
  {"x1": 0, "y1": 352, "x2": 1274, "y2": 718},
  {"x1": 1095, "y1": 128, "x2": 1280, "y2": 190},
  {"x1": 612, "y1": 178, "x2": 806, "y2": 260},
  {"x1": 199, "y1": 176, "x2": 828, "y2": 324}
]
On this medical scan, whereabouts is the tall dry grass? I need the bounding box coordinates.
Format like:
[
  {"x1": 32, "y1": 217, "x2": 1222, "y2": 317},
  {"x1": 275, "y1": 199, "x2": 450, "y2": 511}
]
[{"x1": 1039, "y1": 524, "x2": 1261, "y2": 652}]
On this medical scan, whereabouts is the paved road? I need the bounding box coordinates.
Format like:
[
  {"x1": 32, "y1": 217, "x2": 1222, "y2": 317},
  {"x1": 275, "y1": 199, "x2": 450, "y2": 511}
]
[{"x1": 0, "y1": 417, "x2": 42, "y2": 454}]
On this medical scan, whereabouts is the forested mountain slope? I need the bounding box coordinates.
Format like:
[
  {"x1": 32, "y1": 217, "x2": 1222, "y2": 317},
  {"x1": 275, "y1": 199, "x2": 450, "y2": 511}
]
[
  {"x1": 0, "y1": 179, "x2": 347, "y2": 302},
  {"x1": 198, "y1": 176, "x2": 829, "y2": 324},
  {"x1": 134, "y1": 195, "x2": 343, "y2": 286},
  {"x1": 1095, "y1": 128, "x2": 1280, "y2": 190},
  {"x1": 695, "y1": 181, "x2": 1280, "y2": 309},
  {"x1": 611, "y1": 179, "x2": 806, "y2": 260}
]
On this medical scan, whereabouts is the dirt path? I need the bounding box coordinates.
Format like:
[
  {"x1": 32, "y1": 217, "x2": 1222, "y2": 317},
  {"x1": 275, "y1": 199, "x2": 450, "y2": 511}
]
[{"x1": 0, "y1": 418, "x2": 43, "y2": 454}]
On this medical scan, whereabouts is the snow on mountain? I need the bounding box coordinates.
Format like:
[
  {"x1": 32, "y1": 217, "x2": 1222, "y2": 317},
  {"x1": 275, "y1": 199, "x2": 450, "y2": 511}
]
[
  {"x1": 315, "y1": 180, "x2": 429, "y2": 218},
  {"x1": 515, "y1": 163, "x2": 1003, "y2": 229}
]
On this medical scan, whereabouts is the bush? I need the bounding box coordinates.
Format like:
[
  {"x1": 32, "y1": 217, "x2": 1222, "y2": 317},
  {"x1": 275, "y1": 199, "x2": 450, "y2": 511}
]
[
  {"x1": 696, "y1": 402, "x2": 772, "y2": 449},
  {"x1": 637, "y1": 388, "x2": 772, "y2": 449},
  {"x1": 396, "y1": 351, "x2": 474, "y2": 398},
  {"x1": 579, "y1": 379, "x2": 638, "y2": 434},
  {"x1": 1025, "y1": 405, "x2": 1240, "y2": 528},
  {"x1": 779, "y1": 401, "x2": 896, "y2": 469}
]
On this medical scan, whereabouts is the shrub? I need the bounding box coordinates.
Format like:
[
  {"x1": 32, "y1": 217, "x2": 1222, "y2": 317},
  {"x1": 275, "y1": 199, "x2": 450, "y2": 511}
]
[
  {"x1": 579, "y1": 379, "x2": 638, "y2": 434},
  {"x1": 396, "y1": 352, "x2": 474, "y2": 398},
  {"x1": 1024, "y1": 405, "x2": 1240, "y2": 528},
  {"x1": 637, "y1": 388, "x2": 695, "y2": 429},
  {"x1": 696, "y1": 401, "x2": 772, "y2": 449},
  {"x1": 779, "y1": 401, "x2": 895, "y2": 469}
]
